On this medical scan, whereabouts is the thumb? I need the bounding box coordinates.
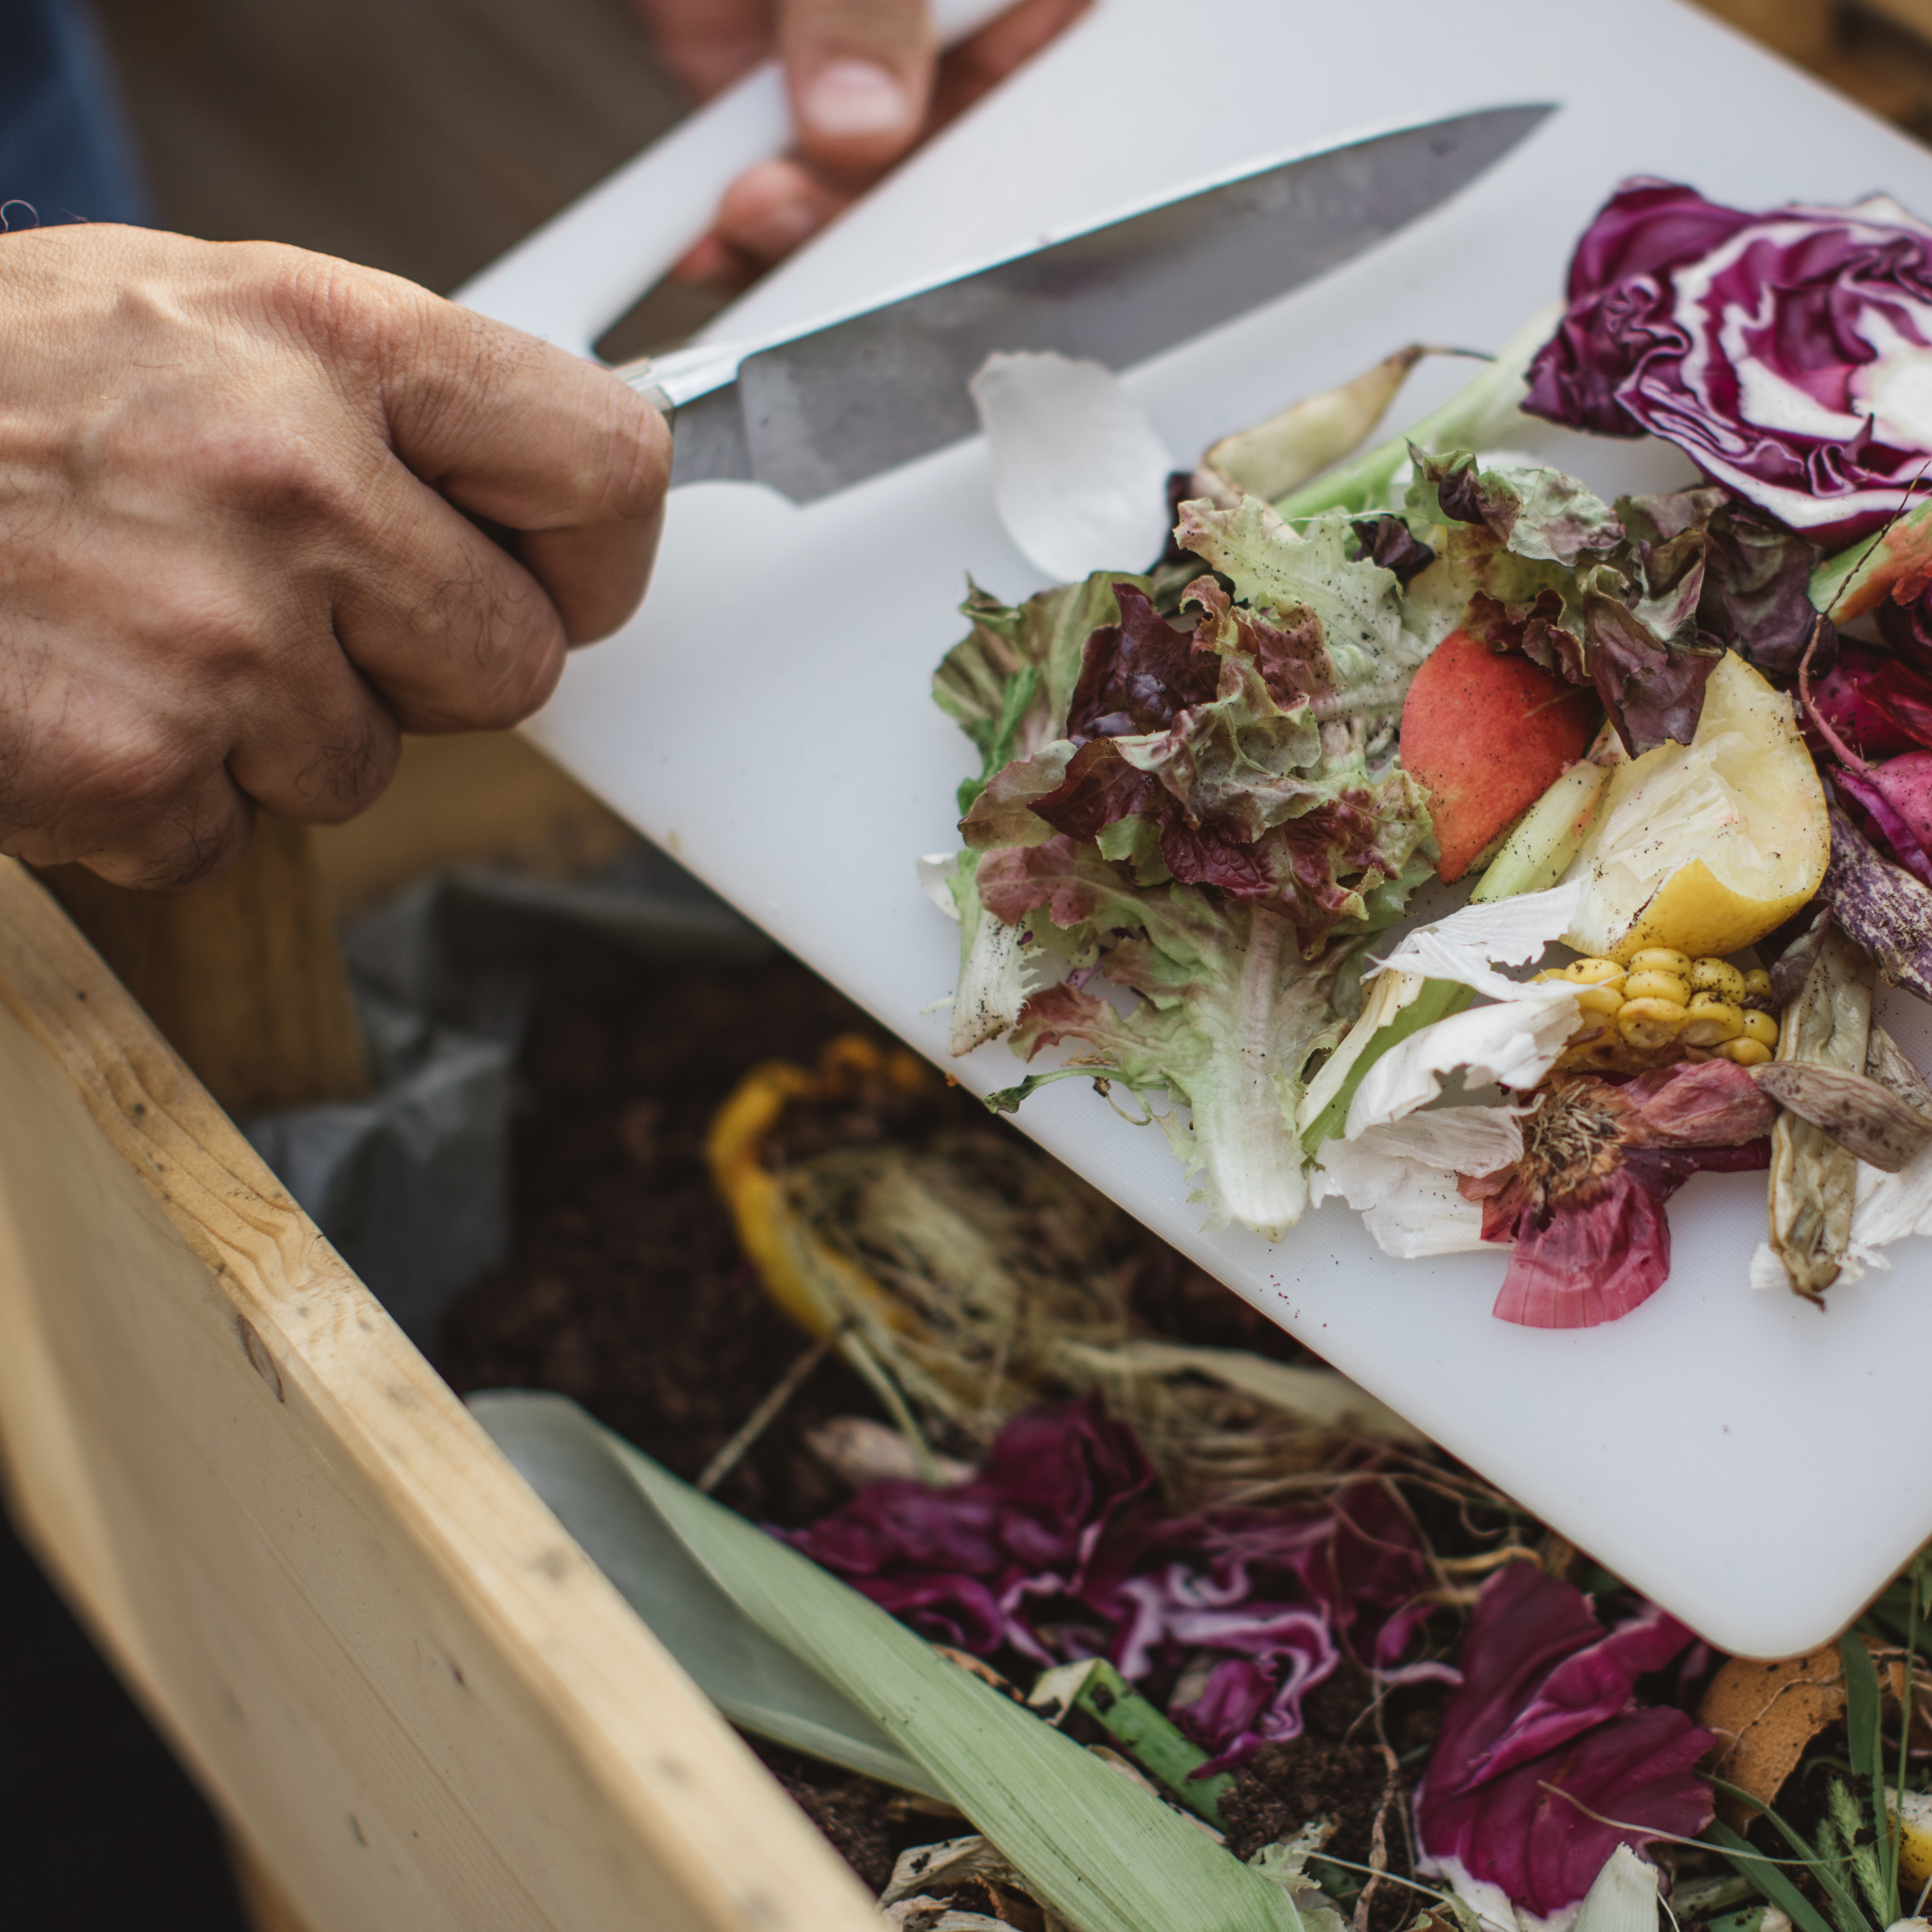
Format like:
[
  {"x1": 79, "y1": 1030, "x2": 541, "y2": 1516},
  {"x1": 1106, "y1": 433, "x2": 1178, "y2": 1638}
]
[{"x1": 779, "y1": 0, "x2": 936, "y2": 176}]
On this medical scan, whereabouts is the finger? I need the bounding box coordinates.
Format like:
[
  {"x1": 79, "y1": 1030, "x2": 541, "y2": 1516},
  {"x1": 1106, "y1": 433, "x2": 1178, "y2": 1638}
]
[
  {"x1": 76, "y1": 775, "x2": 257, "y2": 891},
  {"x1": 929, "y1": 0, "x2": 1089, "y2": 127},
  {"x1": 629, "y1": 0, "x2": 775, "y2": 99},
  {"x1": 669, "y1": 232, "x2": 764, "y2": 289},
  {"x1": 325, "y1": 451, "x2": 574, "y2": 735},
  {"x1": 224, "y1": 641, "x2": 402, "y2": 823},
  {"x1": 5, "y1": 702, "x2": 258, "y2": 889},
  {"x1": 712, "y1": 158, "x2": 855, "y2": 269},
  {"x1": 340, "y1": 283, "x2": 672, "y2": 645},
  {"x1": 779, "y1": 0, "x2": 935, "y2": 175}
]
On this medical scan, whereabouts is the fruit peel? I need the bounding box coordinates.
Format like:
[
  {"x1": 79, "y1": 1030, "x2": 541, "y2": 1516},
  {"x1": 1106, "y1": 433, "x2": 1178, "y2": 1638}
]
[
  {"x1": 1560, "y1": 653, "x2": 1829, "y2": 961},
  {"x1": 1400, "y1": 630, "x2": 1598, "y2": 883}
]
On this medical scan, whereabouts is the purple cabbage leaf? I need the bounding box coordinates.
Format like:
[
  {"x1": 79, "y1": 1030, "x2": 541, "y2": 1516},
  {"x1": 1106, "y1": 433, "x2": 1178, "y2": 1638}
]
[
  {"x1": 1417, "y1": 1562, "x2": 1713, "y2": 1921},
  {"x1": 788, "y1": 1399, "x2": 1432, "y2": 1774},
  {"x1": 1524, "y1": 177, "x2": 1932, "y2": 543}
]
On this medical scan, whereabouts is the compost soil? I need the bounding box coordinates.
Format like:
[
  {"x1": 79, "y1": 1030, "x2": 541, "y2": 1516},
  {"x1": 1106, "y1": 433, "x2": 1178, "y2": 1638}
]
[
  {"x1": 440, "y1": 947, "x2": 1311, "y2": 1526},
  {"x1": 440, "y1": 946, "x2": 1425, "y2": 1909}
]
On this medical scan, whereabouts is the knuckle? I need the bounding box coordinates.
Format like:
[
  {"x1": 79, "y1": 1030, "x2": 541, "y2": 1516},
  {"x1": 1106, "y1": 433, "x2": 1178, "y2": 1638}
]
[
  {"x1": 468, "y1": 618, "x2": 566, "y2": 729},
  {"x1": 121, "y1": 802, "x2": 255, "y2": 891},
  {"x1": 289, "y1": 700, "x2": 401, "y2": 822},
  {"x1": 188, "y1": 420, "x2": 362, "y2": 531}
]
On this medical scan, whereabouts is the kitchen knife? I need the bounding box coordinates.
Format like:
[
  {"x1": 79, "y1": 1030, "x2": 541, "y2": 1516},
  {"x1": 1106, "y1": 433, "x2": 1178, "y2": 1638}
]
[{"x1": 625, "y1": 103, "x2": 1552, "y2": 503}]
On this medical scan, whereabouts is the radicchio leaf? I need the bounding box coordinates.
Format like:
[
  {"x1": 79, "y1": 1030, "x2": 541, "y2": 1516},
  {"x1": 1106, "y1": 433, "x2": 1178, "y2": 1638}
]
[
  {"x1": 1808, "y1": 645, "x2": 1932, "y2": 763},
  {"x1": 1833, "y1": 758, "x2": 1932, "y2": 889},
  {"x1": 1417, "y1": 1562, "x2": 1713, "y2": 1919},
  {"x1": 1524, "y1": 178, "x2": 1757, "y2": 437},
  {"x1": 789, "y1": 1401, "x2": 1429, "y2": 1773},
  {"x1": 1525, "y1": 178, "x2": 1932, "y2": 541}
]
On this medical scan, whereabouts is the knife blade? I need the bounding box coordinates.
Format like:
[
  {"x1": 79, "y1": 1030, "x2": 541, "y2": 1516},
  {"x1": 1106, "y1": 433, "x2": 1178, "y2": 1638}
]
[{"x1": 630, "y1": 103, "x2": 1552, "y2": 503}]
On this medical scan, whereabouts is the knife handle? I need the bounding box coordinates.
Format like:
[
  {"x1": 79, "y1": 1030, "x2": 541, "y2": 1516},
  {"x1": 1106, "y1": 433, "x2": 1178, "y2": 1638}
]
[{"x1": 455, "y1": 0, "x2": 1024, "y2": 360}]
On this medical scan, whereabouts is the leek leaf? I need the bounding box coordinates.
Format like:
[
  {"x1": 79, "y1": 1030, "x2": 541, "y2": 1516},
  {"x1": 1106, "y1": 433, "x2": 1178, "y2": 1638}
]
[
  {"x1": 481, "y1": 1391, "x2": 1300, "y2": 1932},
  {"x1": 469, "y1": 1390, "x2": 938, "y2": 1795}
]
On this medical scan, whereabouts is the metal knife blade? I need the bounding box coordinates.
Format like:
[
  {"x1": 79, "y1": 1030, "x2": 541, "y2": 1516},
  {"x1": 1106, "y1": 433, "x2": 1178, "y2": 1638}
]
[{"x1": 640, "y1": 103, "x2": 1552, "y2": 502}]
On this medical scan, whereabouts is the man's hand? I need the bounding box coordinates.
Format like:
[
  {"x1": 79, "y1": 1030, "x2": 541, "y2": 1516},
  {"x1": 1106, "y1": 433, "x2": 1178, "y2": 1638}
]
[
  {"x1": 0, "y1": 226, "x2": 669, "y2": 889},
  {"x1": 633, "y1": 0, "x2": 1090, "y2": 284}
]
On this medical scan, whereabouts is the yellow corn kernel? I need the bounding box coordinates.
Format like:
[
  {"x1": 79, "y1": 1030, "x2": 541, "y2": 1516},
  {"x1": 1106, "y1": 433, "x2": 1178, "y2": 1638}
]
[
  {"x1": 1688, "y1": 958, "x2": 1747, "y2": 1002},
  {"x1": 1719, "y1": 1036, "x2": 1774, "y2": 1067},
  {"x1": 1619, "y1": 998, "x2": 1685, "y2": 1049},
  {"x1": 1681, "y1": 994, "x2": 1745, "y2": 1046},
  {"x1": 1624, "y1": 970, "x2": 1689, "y2": 1006},
  {"x1": 1740, "y1": 1009, "x2": 1779, "y2": 1048},
  {"x1": 1572, "y1": 983, "x2": 1625, "y2": 1017},
  {"x1": 1629, "y1": 948, "x2": 1692, "y2": 976},
  {"x1": 1565, "y1": 958, "x2": 1626, "y2": 986},
  {"x1": 1743, "y1": 968, "x2": 1773, "y2": 999}
]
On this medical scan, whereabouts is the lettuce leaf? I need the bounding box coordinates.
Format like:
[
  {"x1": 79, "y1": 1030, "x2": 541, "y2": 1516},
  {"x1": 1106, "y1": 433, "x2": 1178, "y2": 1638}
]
[
  {"x1": 979, "y1": 837, "x2": 1350, "y2": 1236},
  {"x1": 1404, "y1": 449, "x2": 1720, "y2": 754}
]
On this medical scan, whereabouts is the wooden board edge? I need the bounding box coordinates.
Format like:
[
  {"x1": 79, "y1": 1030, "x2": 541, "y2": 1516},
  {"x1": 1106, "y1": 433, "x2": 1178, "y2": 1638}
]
[{"x1": 0, "y1": 856, "x2": 878, "y2": 1932}]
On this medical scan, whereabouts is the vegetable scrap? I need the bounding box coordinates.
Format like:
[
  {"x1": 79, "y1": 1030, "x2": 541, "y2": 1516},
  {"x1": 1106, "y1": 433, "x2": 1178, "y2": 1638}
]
[
  {"x1": 923, "y1": 172, "x2": 1932, "y2": 1324},
  {"x1": 688, "y1": 1042, "x2": 1926, "y2": 1932},
  {"x1": 451, "y1": 939, "x2": 1932, "y2": 1932}
]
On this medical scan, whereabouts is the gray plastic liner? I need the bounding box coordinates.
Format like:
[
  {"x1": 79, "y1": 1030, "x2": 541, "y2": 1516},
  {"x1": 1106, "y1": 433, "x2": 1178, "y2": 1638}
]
[{"x1": 243, "y1": 840, "x2": 768, "y2": 1349}]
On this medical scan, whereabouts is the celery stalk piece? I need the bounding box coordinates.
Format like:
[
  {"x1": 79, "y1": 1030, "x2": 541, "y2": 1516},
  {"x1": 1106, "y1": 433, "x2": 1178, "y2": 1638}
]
[
  {"x1": 1031, "y1": 1659, "x2": 1235, "y2": 1828},
  {"x1": 1469, "y1": 760, "x2": 1614, "y2": 906},
  {"x1": 1272, "y1": 302, "x2": 1561, "y2": 524}
]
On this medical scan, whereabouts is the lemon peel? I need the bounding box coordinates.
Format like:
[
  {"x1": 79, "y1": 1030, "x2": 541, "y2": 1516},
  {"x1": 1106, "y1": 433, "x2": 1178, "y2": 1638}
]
[{"x1": 1559, "y1": 653, "x2": 1829, "y2": 962}]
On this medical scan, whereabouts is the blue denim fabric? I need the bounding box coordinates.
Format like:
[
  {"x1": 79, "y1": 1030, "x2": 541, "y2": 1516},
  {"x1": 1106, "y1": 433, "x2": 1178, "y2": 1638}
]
[{"x1": 0, "y1": 0, "x2": 150, "y2": 227}]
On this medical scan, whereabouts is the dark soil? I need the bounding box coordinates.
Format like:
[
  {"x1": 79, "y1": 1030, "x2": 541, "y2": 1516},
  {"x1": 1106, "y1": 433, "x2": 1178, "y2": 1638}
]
[
  {"x1": 442, "y1": 952, "x2": 926, "y2": 1524},
  {"x1": 440, "y1": 948, "x2": 1317, "y2": 1525},
  {"x1": 439, "y1": 945, "x2": 1428, "y2": 1900},
  {"x1": 748, "y1": 1740, "x2": 960, "y2": 1896},
  {"x1": 1220, "y1": 1659, "x2": 1443, "y2": 1932}
]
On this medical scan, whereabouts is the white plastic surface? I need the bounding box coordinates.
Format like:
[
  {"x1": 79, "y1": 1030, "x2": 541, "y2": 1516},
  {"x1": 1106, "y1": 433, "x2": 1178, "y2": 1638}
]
[
  {"x1": 453, "y1": 0, "x2": 1016, "y2": 357},
  {"x1": 478, "y1": 0, "x2": 1932, "y2": 1657}
]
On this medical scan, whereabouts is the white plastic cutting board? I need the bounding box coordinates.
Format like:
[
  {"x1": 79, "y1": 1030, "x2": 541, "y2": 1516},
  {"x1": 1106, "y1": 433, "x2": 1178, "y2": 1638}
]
[{"x1": 467, "y1": 0, "x2": 1932, "y2": 1659}]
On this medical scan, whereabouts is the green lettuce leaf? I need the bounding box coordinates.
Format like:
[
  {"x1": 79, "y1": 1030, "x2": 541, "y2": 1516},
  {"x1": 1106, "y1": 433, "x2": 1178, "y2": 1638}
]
[{"x1": 980, "y1": 837, "x2": 1352, "y2": 1236}]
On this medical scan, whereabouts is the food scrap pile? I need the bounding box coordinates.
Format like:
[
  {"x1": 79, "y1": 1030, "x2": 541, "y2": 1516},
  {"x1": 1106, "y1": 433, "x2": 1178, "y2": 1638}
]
[{"x1": 927, "y1": 177, "x2": 1932, "y2": 1328}]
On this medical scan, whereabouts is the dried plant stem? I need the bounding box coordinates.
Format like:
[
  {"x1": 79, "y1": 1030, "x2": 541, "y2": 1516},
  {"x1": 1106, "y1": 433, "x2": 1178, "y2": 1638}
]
[
  {"x1": 698, "y1": 1322, "x2": 849, "y2": 1494},
  {"x1": 1353, "y1": 1745, "x2": 1404, "y2": 1932},
  {"x1": 1799, "y1": 613, "x2": 1870, "y2": 776}
]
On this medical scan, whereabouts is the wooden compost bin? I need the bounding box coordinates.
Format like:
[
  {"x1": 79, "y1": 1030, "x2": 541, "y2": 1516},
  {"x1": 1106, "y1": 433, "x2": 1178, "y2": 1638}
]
[{"x1": 0, "y1": 743, "x2": 882, "y2": 1932}]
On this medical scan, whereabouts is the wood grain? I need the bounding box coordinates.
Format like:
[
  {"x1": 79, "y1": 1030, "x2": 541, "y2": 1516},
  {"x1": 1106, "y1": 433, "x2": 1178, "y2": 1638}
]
[
  {"x1": 0, "y1": 858, "x2": 877, "y2": 1932},
  {"x1": 34, "y1": 815, "x2": 369, "y2": 1115}
]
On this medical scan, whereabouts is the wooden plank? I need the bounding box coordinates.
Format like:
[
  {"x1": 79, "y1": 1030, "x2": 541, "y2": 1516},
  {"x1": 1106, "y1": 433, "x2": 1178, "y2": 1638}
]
[
  {"x1": 0, "y1": 857, "x2": 877, "y2": 1932},
  {"x1": 309, "y1": 734, "x2": 639, "y2": 921},
  {"x1": 1692, "y1": 0, "x2": 1836, "y2": 60},
  {"x1": 34, "y1": 815, "x2": 370, "y2": 1115}
]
